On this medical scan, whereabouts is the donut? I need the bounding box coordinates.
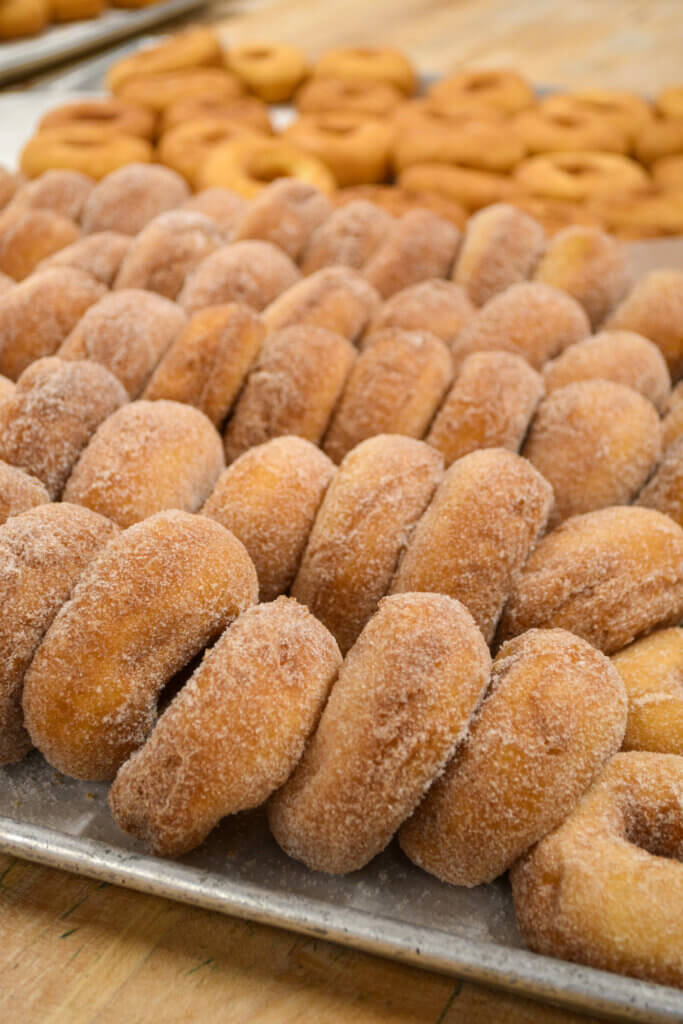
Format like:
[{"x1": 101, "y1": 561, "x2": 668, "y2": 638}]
[
  {"x1": 391, "y1": 448, "x2": 553, "y2": 643},
  {"x1": 514, "y1": 151, "x2": 648, "y2": 201},
  {"x1": 542, "y1": 331, "x2": 672, "y2": 413},
  {"x1": 300, "y1": 200, "x2": 393, "y2": 275},
  {"x1": 452, "y1": 203, "x2": 546, "y2": 307},
  {"x1": 232, "y1": 178, "x2": 332, "y2": 260},
  {"x1": 49, "y1": 0, "x2": 103, "y2": 21},
  {"x1": 285, "y1": 112, "x2": 394, "y2": 187},
  {"x1": 332, "y1": 184, "x2": 467, "y2": 227},
  {"x1": 363, "y1": 209, "x2": 461, "y2": 298},
  {"x1": 8, "y1": 169, "x2": 94, "y2": 222},
  {"x1": 224, "y1": 326, "x2": 356, "y2": 463},
  {"x1": 20, "y1": 126, "x2": 153, "y2": 182},
  {"x1": 81, "y1": 164, "x2": 189, "y2": 236},
  {"x1": 106, "y1": 28, "x2": 223, "y2": 92},
  {"x1": 39, "y1": 99, "x2": 156, "y2": 140},
  {"x1": 36, "y1": 231, "x2": 132, "y2": 286},
  {"x1": 23, "y1": 509, "x2": 257, "y2": 780},
  {"x1": 652, "y1": 154, "x2": 683, "y2": 189},
  {"x1": 114, "y1": 210, "x2": 225, "y2": 300},
  {"x1": 657, "y1": 86, "x2": 683, "y2": 119},
  {"x1": 363, "y1": 279, "x2": 474, "y2": 350},
  {"x1": 634, "y1": 115, "x2": 683, "y2": 164},
  {"x1": 392, "y1": 103, "x2": 524, "y2": 173},
  {"x1": 181, "y1": 189, "x2": 248, "y2": 237},
  {"x1": 497, "y1": 505, "x2": 683, "y2": 654},
  {"x1": 225, "y1": 42, "x2": 307, "y2": 102},
  {"x1": 179, "y1": 241, "x2": 300, "y2": 315},
  {"x1": 636, "y1": 435, "x2": 683, "y2": 527},
  {"x1": 588, "y1": 183, "x2": 683, "y2": 239},
  {"x1": 296, "y1": 77, "x2": 403, "y2": 118},
  {"x1": 398, "y1": 163, "x2": 520, "y2": 212},
  {"x1": 0, "y1": 207, "x2": 81, "y2": 281},
  {"x1": 0, "y1": 0, "x2": 48, "y2": 39},
  {"x1": 263, "y1": 266, "x2": 380, "y2": 340},
  {"x1": 427, "y1": 351, "x2": 544, "y2": 467},
  {"x1": 0, "y1": 273, "x2": 13, "y2": 296},
  {"x1": 0, "y1": 357, "x2": 127, "y2": 499},
  {"x1": 606, "y1": 269, "x2": 683, "y2": 380},
  {"x1": 143, "y1": 303, "x2": 265, "y2": 427},
  {"x1": 0, "y1": 374, "x2": 14, "y2": 400},
  {"x1": 110, "y1": 597, "x2": 341, "y2": 856},
  {"x1": 0, "y1": 504, "x2": 118, "y2": 766},
  {"x1": 663, "y1": 381, "x2": 683, "y2": 449},
  {"x1": 58, "y1": 289, "x2": 187, "y2": 398},
  {"x1": 510, "y1": 196, "x2": 602, "y2": 236},
  {"x1": 0, "y1": 462, "x2": 49, "y2": 526},
  {"x1": 115, "y1": 70, "x2": 244, "y2": 114},
  {"x1": 541, "y1": 90, "x2": 653, "y2": 143},
  {"x1": 0, "y1": 267, "x2": 106, "y2": 381},
  {"x1": 203, "y1": 437, "x2": 334, "y2": 602},
  {"x1": 0, "y1": 167, "x2": 24, "y2": 210},
  {"x1": 313, "y1": 46, "x2": 416, "y2": 97},
  {"x1": 158, "y1": 119, "x2": 262, "y2": 187},
  {"x1": 322, "y1": 329, "x2": 452, "y2": 465},
  {"x1": 197, "y1": 137, "x2": 336, "y2": 198},
  {"x1": 612, "y1": 628, "x2": 683, "y2": 756},
  {"x1": 511, "y1": 751, "x2": 683, "y2": 987},
  {"x1": 162, "y1": 96, "x2": 272, "y2": 136},
  {"x1": 401, "y1": 628, "x2": 627, "y2": 886},
  {"x1": 450, "y1": 281, "x2": 590, "y2": 373},
  {"x1": 512, "y1": 106, "x2": 628, "y2": 155},
  {"x1": 428, "y1": 68, "x2": 534, "y2": 114},
  {"x1": 291, "y1": 435, "x2": 443, "y2": 653}
]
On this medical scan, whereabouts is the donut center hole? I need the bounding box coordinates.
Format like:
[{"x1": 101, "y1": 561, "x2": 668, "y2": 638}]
[
  {"x1": 249, "y1": 157, "x2": 293, "y2": 183},
  {"x1": 624, "y1": 803, "x2": 683, "y2": 861},
  {"x1": 241, "y1": 47, "x2": 272, "y2": 60},
  {"x1": 350, "y1": 48, "x2": 379, "y2": 58},
  {"x1": 550, "y1": 114, "x2": 580, "y2": 127},
  {"x1": 321, "y1": 122, "x2": 357, "y2": 135},
  {"x1": 562, "y1": 162, "x2": 594, "y2": 176},
  {"x1": 79, "y1": 110, "x2": 116, "y2": 121},
  {"x1": 465, "y1": 75, "x2": 499, "y2": 92}
]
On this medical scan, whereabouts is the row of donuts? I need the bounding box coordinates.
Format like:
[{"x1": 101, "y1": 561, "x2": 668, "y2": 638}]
[{"x1": 0, "y1": 0, "x2": 162, "y2": 41}]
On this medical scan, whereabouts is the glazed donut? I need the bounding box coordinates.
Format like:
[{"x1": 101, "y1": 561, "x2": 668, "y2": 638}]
[
  {"x1": 296, "y1": 76, "x2": 403, "y2": 118},
  {"x1": 363, "y1": 208, "x2": 461, "y2": 298},
  {"x1": 291, "y1": 435, "x2": 443, "y2": 653},
  {"x1": 115, "y1": 70, "x2": 244, "y2": 114},
  {"x1": 452, "y1": 203, "x2": 546, "y2": 307},
  {"x1": 106, "y1": 28, "x2": 223, "y2": 92},
  {"x1": 114, "y1": 211, "x2": 225, "y2": 300},
  {"x1": 322, "y1": 329, "x2": 452, "y2": 465},
  {"x1": 224, "y1": 326, "x2": 356, "y2": 463},
  {"x1": 203, "y1": 436, "x2": 335, "y2": 602},
  {"x1": 0, "y1": 207, "x2": 80, "y2": 281},
  {"x1": 23, "y1": 509, "x2": 257, "y2": 780},
  {"x1": 391, "y1": 448, "x2": 552, "y2": 643},
  {"x1": 179, "y1": 241, "x2": 300, "y2": 315},
  {"x1": 313, "y1": 46, "x2": 416, "y2": 97},
  {"x1": 232, "y1": 178, "x2": 331, "y2": 261},
  {"x1": 541, "y1": 90, "x2": 653, "y2": 143},
  {"x1": 612, "y1": 628, "x2": 683, "y2": 755},
  {"x1": 656, "y1": 86, "x2": 683, "y2": 120},
  {"x1": 401, "y1": 628, "x2": 627, "y2": 887},
  {"x1": 63, "y1": 401, "x2": 224, "y2": 528},
  {"x1": 393, "y1": 102, "x2": 524, "y2": 173},
  {"x1": 427, "y1": 351, "x2": 544, "y2": 467},
  {"x1": 331, "y1": 184, "x2": 467, "y2": 227},
  {"x1": 162, "y1": 96, "x2": 272, "y2": 136},
  {"x1": 269, "y1": 592, "x2": 490, "y2": 874},
  {"x1": 588, "y1": 183, "x2": 683, "y2": 239},
  {"x1": 285, "y1": 112, "x2": 393, "y2": 187},
  {"x1": 196, "y1": 137, "x2": 336, "y2": 198},
  {"x1": 606, "y1": 269, "x2": 683, "y2": 379},
  {"x1": 181, "y1": 189, "x2": 248, "y2": 237},
  {"x1": 498, "y1": 506, "x2": 683, "y2": 654},
  {"x1": 634, "y1": 115, "x2": 683, "y2": 164},
  {"x1": 510, "y1": 196, "x2": 601, "y2": 236},
  {"x1": 0, "y1": 267, "x2": 106, "y2": 381},
  {"x1": 398, "y1": 163, "x2": 519, "y2": 212},
  {"x1": 514, "y1": 151, "x2": 648, "y2": 201},
  {"x1": 143, "y1": 303, "x2": 265, "y2": 427},
  {"x1": 0, "y1": 504, "x2": 118, "y2": 766},
  {"x1": 49, "y1": 0, "x2": 103, "y2": 21},
  {"x1": 263, "y1": 266, "x2": 380, "y2": 340},
  {"x1": 20, "y1": 126, "x2": 153, "y2": 182},
  {"x1": 39, "y1": 99, "x2": 156, "y2": 140},
  {"x1": 363, "y1": 279, "x2": 474, "y2": 350},
  {"x1": 110, "y1": 597, "x2": 341, "y2": 856},
  {"x1": 652, "y1": 154, "x2": 683, "y2": 189},
  {"x1": 0, "y1": 0, "x2": 48, "y2": 39},
  {"x1": 36, "y1": 231, "x2": 132, "y2": 286},
  {"x1": 81, "y1": 164, "x2": 189, "y2": 236},
  {"x1": 522, "y1": 381, "x2": 662, "y2": 527},
  {"x1": 58, "y1": 289, "x2": 186, "y2": 398},
  {"x1": 225, "y1": 42, "x2": 307, "y2": 102},
  {"x1": 663, "y1": 381, "x2": 683, "y2": 449},
  {"x1": 0, "y1": 357, "x2": 127, "y2": 498},
  {"x1": 512, "y1": 106, "x2": 628, "y2": 155},
  {"x1": 511, "y1": 751, "x2": 683, "y2": 988},
  {"x1": 450, "y1": 281, "x2": 590, "y2": 373},
  {"x1": 0, "y1": 463, "x2": 49, "y2": 526},
  {"x1": 300, "y1": 200, "x2": 392, "y2": 275},
  {"x1": 637, "y1": 435, "x2": 683, "y2": 527},
  {"x1": 429, "y1": 68, "x2": 534, "y2": 114},
  {"x1": 158, "y1": 119, "x2": 262, "y2": 187},
  {"x1": 0, "y1": 167, "x2": 25, "y2": 210},
  {"x1": 8, "y1": 169, "x2": 94, "y2": 222}
]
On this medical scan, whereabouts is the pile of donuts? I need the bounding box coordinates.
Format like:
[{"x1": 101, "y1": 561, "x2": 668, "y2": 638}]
[
  {"x1": 17, "y1": 27, "x2": 683, "y2": 237},
  {"x1": 0, "y1": 0, "x2": 164, "y2": 41},
  {"x1": 0, "y1": 163, "x2": 682, "y2": 992}
]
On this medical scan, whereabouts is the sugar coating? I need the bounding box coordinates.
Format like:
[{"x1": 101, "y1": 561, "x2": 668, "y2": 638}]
[
  {"x1": 0, "y1": 207, "x2": 81, "y2": 281},
  {"x1": 224, "y1": 325, "x2": 356, "y2": 463},
  {"x1": 8, "y1": 169, "x2": 94, "y2": 222},
  {"x1": 263, "y1": 266, "x2": 381, "y2": 341},
  {"x1": 427, "y1": 351, "x2": 544, "y2": 467},
  {"x1": 292, "y1": 435, "x2": 443, "y2": 654},
  {"x1": 0, "y1": 357, "x2": 127, "y2": 498},
  {"x1": 401, "y1": 628, "x2": 627, "y2": 886},
  {"x1": 36, "y1": 231, "x2": 132, "y2": 286},
  {"x1": 0, "y1": 373, "x2": 14, "y2": 399},
  {"x1": 498, "y1": 505, "x2": 683, "y2": 653},
  {"x1": 0, "y1": 503, "x2": 117, "y2": 765},
  {"x1": 144, "y1": 303, "x2": 265, "y2": 427},
  {"x1": 363, "y1": 278, "x2": 474, "y2": 350},
  {"x1": 23, "y1": 510, "x2": 257, "y2": 780},
  {"x1": 663, "y1": 381, "x2": 683, "y2": 451},
  {"x1": 179, "y1": 240, "x2": 300, "y2": 315},
  {"x1": 300, "y1": 200, "x2": 393, "y2": 275},
  {"x1": 364, "y1": 209, "x2": 461, "y2": 298},
  {"x1": 392, "y1": 448, "x2": 553, "y2": 644},
  {"x1": 110, "y1": 597, "x2": 342, "y2": 855},
  {"x1": 81, "y1": 163, "x2": 190, "y2": 236},
  {"x1": 233, "y1": 179, "x2": 331, "y2": 261},
  {"x1": 637, "y1": 434, "x2": 683, "y2": 528},
  {"x1": 606, "y1": 269, "x2": 683, "y2": 380},
  {"x1": 323, "y1": 328, "x2": 453, "y2": 464},
  {"x1": 0, "y1": 166, "x2": 24, "y2": 210},
  {"x1": 0, "y1": 272, "x2": 13, "y2": 296},
  {"x1": 58, "y1": 289, "x2": 187, "y2": 398},
  {"x1": 453, "y1": 203, "x2": 546, "y2": 307},
  {"x1": 204, "y1": 436, "x2": 334, "y2": 602},
  {"x1": 612, "y1": 628, "x2": 683, "y2": 756},
  {"x1": 511, "y1": 751, "x2": 683, "y2": 988},
  {"x1": 182, "y1": 188, "x2": 248, "y2": 237},
  {"x1": 0, "y1": 462, "x2": 49, "y2": 525}
]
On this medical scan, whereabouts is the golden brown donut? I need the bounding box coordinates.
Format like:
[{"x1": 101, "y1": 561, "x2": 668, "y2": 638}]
[
  {"x1": 8, "y1": 169, "x2": 94, "y2": 222},
  {"x1": 634, "y1": 115, "x2": 683, "y2": 164},
  {"x1": 296, "y1": 76, "x2": 403, "y2": 118},
  {"x1": 49, "y1": 0, "x2": 103, "y2": 21},
  {"x1": 20, "y1": 126, "x2": 153, "y2": 182},
  {"x1": 606, "y1": 269, "x2": 683, "y2": 380},
  {"x1": 36, "y1": 231, "x2": 132, "y2": 286},
  {"x1": 181, "y1": 189, "x2": 248, "y2": 237},
  {"x1": 393, "y1": 102, "x2": 524, "y2": 173},
  {"x1": 179, "y1": 241, "x2": 300, "y2": 315},
  {"x1": 363, "y1": 279, "x2": 474, "y2": 350},
  {"x1": 39, "y1": 99, "x2": 156, "y2": 140},
  {"x1": 399, "y1": 162, "x2": 520, "y2": 212},
  {"x1": 331, "y1": 183, "x2": 467, "y2": 227},
  {"x1": 401, "y1": 628, "x2": 627, "y2": 887},
  {"x1": 0, "y1": 504, "x2": 118, "y2": 766},
  {"x1": 106, "y1": 28, "x2": 223, "y2": 92},
  {"x1": 285, "y1": 112, "x2": 394, "y2": 187},
  {"x1": 663, "y1": 381, "x2": 683, "y2": 449},
  {"x1": 162, "y1": 96, "x2": 272, "y2": 136},
  {"x1": 541, "y1": 89, "x2": 653, "y2": 143},
  {"x1": 158, "y1": 119, "x2": 262, "y2": 186},
  {"x1": 263, "y1": 266, "x2": 380, "y2": 340},
  {"x1": 612, "y1": 628, "x2": 683, "y2": 755},
  {"x1": 363, "y1": 208, "x2": 461, "y2": 298},
  {"x1": 588, "y1": 183, "x2": 683, "y2": 239},
  {"x1": 197, "y1": 137, "x2": 336, "y2": 198},
  {"x1": 110, "y1": 597, "x2": 341, "y2": 856},
  {"x1": 510, "y1": 195, "x2": 602, "y2": 236},
  {"x1": 429, "y1": 68, "x2": 534, "y2": 114},
  {"x1": 224, "y1": 326, "x2": 356, "y2": 463},
  {"x1": 657, "y1": 86, "x2": 683, "y2": 119},
  {"x1": 636, "y1": 434, "x2": 683, "y2": 527},
  {"x1": 143, "y1": 303, "x2": 265, "y2": 427},
  {"x1": 652, "y1": 153, "x2": 683, "y2": 189},
  {"x1": 0, "y1": 0, "x2": 48, "y2": 39},
  {"x1": 0, "y1": 462, "x2": 49, "y2": 526},
  {"x1": 514, "y1": 151, "x2": 648, "y2": 201},
  {"x1": 225, "y1": 42, "x2": 307, "y2": 102},
  {"x1": 0, "y1": 206, "x2": 80, "y2": 281},
  {"x1": 23, "y1": 509, "x2": 257, "y2": 780},
  {"x1": 232, "y1": 178, "x2": 332, "y2": 260},
  {"x1": 115, "y1": 70, "x2": 244, "y2": 114},
  {"x1": 0, "y1": 167, "x2": 25, "y2": 210},
  {"x1": 81, "y1": 163, "x2": 189, "y2": 236},
  {"x1": 203, "y1": 436, "x2": 335, "y2": 601},
  {"x1": 300, "y1": 199, "x2": 393, "y2": 275},
  {"x1": 497, "y1": 505, "x2": 683, "y2": 654},
  {"x1": 512, "y1": 106, "x2": 628, "y2": 155},
  {"x1": 313, "y1": 46, "x2": 416, "y2": 97}
]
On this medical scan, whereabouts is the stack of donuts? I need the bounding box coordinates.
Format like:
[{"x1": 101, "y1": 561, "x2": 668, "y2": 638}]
[
  {"x1": 0, "y1": 162, "x2": 682, "y2": 992},
  {"x1": 0, "y1": 0, "x2": 164, "y2": 42}
]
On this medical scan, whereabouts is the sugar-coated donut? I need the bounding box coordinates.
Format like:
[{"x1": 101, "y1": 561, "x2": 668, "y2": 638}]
[
  {"x1": 0, "y1": 504, "x2": 118, "y2": 765},
  {"x1": 232, "y1": 178, "x2": 331, "y2": 260},
  {"x1": 453, "y1": 203, "x2": 545, "y2": 307},
  {"x1": 652, "y1": 153, "x2": 683, "y2": 189},
  {"x1": 285, "y1": 112, "x2": 394, "y2": 187},
  {"x1": 106, "y1": 27, "x2": 222, "y2": 92},
  {"x1": 110, "y1": 597, "x2": 341, "y2": 855},
  {"x1": 427, "y1": 351, "x2": 544, "y2": 467},
  {"x1": 0, "y1": 167, "x2": 24, "y2": 210},
  {"x1": 179, "y1": 241, "x2": 300, "y2": 315},
  {"x1": 8, "y1": 169, "x2": 94, "y2": 222},
  {"x1": 0, "y1": 462, "x2": 49, "y2": 526},
  {"x1": 401, "y1": 628, "x2": 627, "y2": 886},
  {"x1": 0, "y1": 207, "x2": 81, "y2": 281},
  {"x1": 313, "y1": 46, "x2": 416, "y2": 97},
  {"x1": 363, "y1": 279, "x2": 474, "y2": 350},
  {"x1": 0, "y1": 0, "x2": 48, "y2": 39},
  {"x1": 637, "y1": 435, "x2": 683, "y2": 527},
  {"x1": 23, "y1": 510, "x2": 257, "y2": 780},
  {"x1": 512, "y1": 106, "x2": 628, "y2": 155},
  {"x1": 158, "y1": 119, "x2": 262, "y2": 187},
  {"x1": 296, "y1": 77, "x2": 403, "y2": 118},
  {"x1": 541, "y1": 90, "x2": 653, "y2": 143},
  {"x1": 664, "y1": 381, "x2": 683, "y2": 449},
  {"x1": 333, "y1": 183, "x2": 467, "y2": 228},
  {"x1": 20, "y1": 126, "x2": 153, "y2": 182},
  {"x1": 363, "y1": 208, "x2": 460, "y2": 298},
  {"x1": 514, "y1": 151, "x2": 648, "y2": 201},
  {"x1": 263, "y1": 266, "x2": 380, "y2": 340},
  {"x1": 115, "y1": 70, "x2": 244, "y2": 114},
  {"x1": 394, "y1": 102, "x2": 524, "y2": 173},
  {"x1": 300, "y1": 200, "x2": 392, "y2": 275},
  {"x1": 37, "y1": 231, "x2": 131, "y2": 285},
  {"x1": 197, "y1": 138, "x2": 336, "y2": 198},
  {"x1": 323, "y1": 328, "x2": 452, "y2": 465},
  {"x1": 511, "y1": 751, "x2": 683, "y2": 988},
  {"x1": 81, "y1": 164, "x2": 189, "y2": 236},
  {"x1": 0, "y1": 373, "x2": 13, "y2": 399},
  {"x1": 50, "y1": 0, "x2": 103, "y2": 22},
  {"x1": 224, "y1": 326, "x2": 356, "y2": 462},
  {"x1": 292, "y1": 435, "x2": 443, "y2": 653},
  {"x1": 143, "y1": 303, "x2": 264, "y2": 427},
  {"x1": 269, "y1": 592, "x2": 490, "y2": 874},
  {"x1": 399, "y1": 163, "x2": 519, "y2": 212},
  {"x1": 39, "y1": 99, "x2": 156, "y2": 140},
  {"x1": 0, "y1": 273, "x2": 15, "y2": 296},
  {"x1": 606, "y1": 269, "x2": 683, "y2": 380},
  {"x1": 162, "y1": 96, "x2": 272, "y2": 136},
  {"x1": 612, "y1": 629, "x2": 683, "y2": 756},
  {"x1": 203, "y1": 437, "x2": 334, "y2": 602},
  {"x1": 634, "y1": 116, "x2": 683, "y2": 164},
  {"x1": 429, "y1": 68, "x2": 533, "y2": 113},
  {"x1": 181, "y1": 188, "x2": 248, "y2": 237},
  {"x1": 225, "y1": 42, "x2": 307, "y2": 102},
  {"x1": 498, "y1": 506, "x2": 683, "y2": 654}
]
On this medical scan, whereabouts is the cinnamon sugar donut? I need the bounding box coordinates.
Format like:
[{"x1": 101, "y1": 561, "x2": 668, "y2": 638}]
[
  {"x1": 636, "y1": 435, "x2": 683, "y2": 528},
  {"x1": 0, "y1": 274, "x2": 12, "y2": 297},
  {"x1": 428, "y1": 68, "x2": 534, "y2": 114},
  {"x1": 291, "y1": 435, "x2": 442, "y2": 653},
  {"x1": 37, "y1": 231, "x2": 132, "y2": 286},
  {"x1": 0, "y1": 374, "x2": 14, "y2": 400},
  {"x1": 363, "y1": 209, "x2": 460, "y2": 298},
  {"x1": 652, "y1": 154, "x2": 683, "y2": 189},
  {"x1": 401, "y1": 629, "x2": 627, "y2": 887},
  {"x1": 225, "y1": 42, "x2": 307, "y2": 103},
  {"x1": 20, "y1": 126, "x2": 153, "y2": 182},
  {"x1": 657, "y1": 86, "x2": 683, "y2": 120},
  {"x1": 0, "y1": 167, "x2": 24, "y2": 210},
  {"x1": 232, "y1": 178, "x2": 331, "y2": 260},
  {"x1": 115, "y1": 70, "x2": 244, "y2": 114},
  {"x1": 512, "y1": 107, "x2": 628, "y2": 154},
  {"x1": 393, "y1": 102, "x2": 524, "y2": 173},
  {"x1": 203, "y1": 436, "x2": 334, "y2": 602},
  {"x1": 285, "y1": 112, "x2": 394, "y2": 187},
  {"x1": 612, "y1": 629, "x2": 683, "y2": 756},
  {"x1": 606, "y1": 270, "x2": 683, "y2": 380},
  {"x1": 664, "y1": 382, "x2": 683, "y2": 449},
  {"x1": 39, "y1": 99, "x2": 156, "y2": 141},
  {"x1": 158, "y1": 119, "x2": 262, "y2": 187},
  {"x1": 8, "y1": 169, "x2": 94, "y2": 222},
  {"x1": 179, "y1": 241, "x2": 300, "y2": 315},
  {"x1": 110, "y1": 597, "x2": 341, "y2": 856},
  {"x1": 296, "y1": 77, "x2": 403, "y2": 118},
  {"x1": 363, "y1": 279, "x2": 474, "y2": 350},
  {"x1": 300, "y1": 200, "x2": 392, "y2": 275},
  {"x1": 0, "y1": 207, "x2": 81, "y2": 281},
  {"x1": 634, "y1": 116, "x2": 683, "y2": 164},
  {"x1": 162, "y1": 96, "x2": 272, "y2": 136},
  {"x1": 514, "y1": 151, "x2": 648, "y2": 201},
  {"x1": 197, "y1": 137, "x2": 336, "y2": 199},
  {"x1": 23, "y1": 509, "x2": 257, "y2": 780},
  {"x1": 0, "y1": 0, "x2": 48, "y2": 39},
  {"x1": 269, "y1": 592, "x2": 490, "y2": 874},
  {"x1": 314, "y1": 46, "x2": 416, "y2": 97},
  {"x1": 541, "y1": 90, "x2": 653, "y2": 143},
  {"x1": 81, "y1": 164, "x2": 189, "y2": 236},
  {"x1": 399, "y1": 163, "x2": 519, "y2": 212},
  {"x1": 0, "y1": 463, "x2": 49, "y2": 525},
  {"x1": 181, "y1": 189, "x2": 248, "y2": 237},
  {"x1": 263, "y1": 266, "x2": 380, "y2": 340},
  {"x1": 224, "y1": 326, "x2": 355, "y2": 462},
  {"x1": 106, "y1": 28, "x2": 223, "y2": 92}
]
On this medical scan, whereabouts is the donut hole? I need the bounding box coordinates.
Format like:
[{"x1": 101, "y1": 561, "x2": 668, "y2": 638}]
[
  {"x1": 549, "y1": 113, "x2": 581, "y2": 128},
  {"x1": 562, "y1": 161, "x2": 595, "y2": 177},
  {"x1": 247, "y1": 156, "x2": 293, "y2": 183},
  {"x1": 623, "y1": 800, "x2": 683, "y2": 861}
]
